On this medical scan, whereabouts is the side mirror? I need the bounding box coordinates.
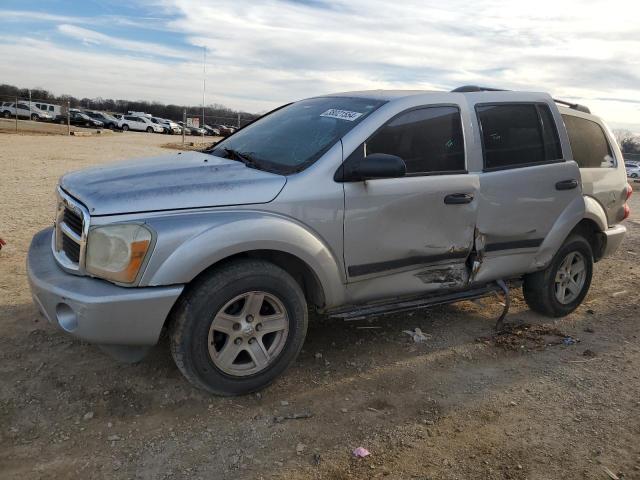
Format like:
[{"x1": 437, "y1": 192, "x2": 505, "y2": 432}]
[{"x1": 337, "y1": 153, "x2": 406, "y2": 182}]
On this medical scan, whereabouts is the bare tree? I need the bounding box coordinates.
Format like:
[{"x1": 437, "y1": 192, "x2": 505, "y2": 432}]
[{"x1": 613, "y1": 129, "x2": 640, "y2": 154}]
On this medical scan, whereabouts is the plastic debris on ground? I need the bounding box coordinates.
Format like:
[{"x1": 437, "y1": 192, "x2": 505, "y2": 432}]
[
  {"x1": 352, "y1": 447, "x2": 371, "y2": 458},
  {"x1": 562, "y1": 336, "x2": 577, "y2": 346},
  {"x1": 403, "y1": 327, "x2": 431, "y2": 343}
]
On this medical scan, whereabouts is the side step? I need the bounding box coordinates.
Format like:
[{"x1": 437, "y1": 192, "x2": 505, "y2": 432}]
[{"x1": 328, "y1": 281, "x2": 513, "y2": 326}]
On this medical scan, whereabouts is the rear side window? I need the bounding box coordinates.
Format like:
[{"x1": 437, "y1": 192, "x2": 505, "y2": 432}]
[
  {"x1": 366, "y1": 106, "x2": 465, "y2": 174},
  {"x1": 562, "y1": 115, "x2": 614, "y2": 168},
  {"x1": 477, "y1": 104, "x2": 562, "y2": 170}
]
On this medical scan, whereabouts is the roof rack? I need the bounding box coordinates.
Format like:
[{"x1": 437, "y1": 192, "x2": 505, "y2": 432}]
[
  {"x1": 552, "y1": 99, "x2": 591, "y2": 114},
  {"x1": 451, "y1": 85, "x2": 507, "y2": 93},
  {"x1": 451, "y1": 86, "x2": 592, "y2": 114}
]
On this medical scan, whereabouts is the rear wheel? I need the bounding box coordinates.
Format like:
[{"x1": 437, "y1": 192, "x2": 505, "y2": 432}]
[
  {"x1": 31, "y1": 114, "x2": 38, "y2": 121},
  {"x1": 523, "y1": 235, "x2": 593, "y2": 317},
  {"x1": 3, "y1": 111, "x2": 11, "y2": 119},
  {"x1": 59, "y1": 118, "x2": 66, "y2": 125},
  {"x1": 170, "y1": 260, "x2": 308, "y2": 395},
  {"x1": 122, "y1": 124, "x2": 129, "y2": 131}
]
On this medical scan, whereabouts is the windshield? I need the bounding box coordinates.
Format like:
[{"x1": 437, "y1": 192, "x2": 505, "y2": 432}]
[{"x1": 209, "y1": 96, "x2": 385, "y2": 174}]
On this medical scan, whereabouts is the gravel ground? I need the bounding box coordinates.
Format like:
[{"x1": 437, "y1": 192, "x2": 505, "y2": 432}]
[{"x1": 1, "y1": 132, "x2": 639, "y2": 479}]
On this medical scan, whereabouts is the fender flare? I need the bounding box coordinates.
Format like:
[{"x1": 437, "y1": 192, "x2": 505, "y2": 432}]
[
  {"x1": 145, "y1": 212, "x2": 346, "y2": 308},
  {"x1": 582, "y1": 195, "x2": 608, "y2": 231},
  {"x1": 530, "y1": 195, "x2": 607, "y2": 270}
]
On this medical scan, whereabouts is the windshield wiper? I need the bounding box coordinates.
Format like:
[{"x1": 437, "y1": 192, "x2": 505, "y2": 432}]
[{"x1": 223, "y1": 148, "x2": 261, "y2": 169}]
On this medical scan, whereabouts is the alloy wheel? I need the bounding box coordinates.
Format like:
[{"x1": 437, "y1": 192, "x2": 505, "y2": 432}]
[
  {"x1": 207, "y1": 291, "x2": 289, "y2": 376},
  {"x1": 554, "y1": 251, "x2": 587, "y2": 304}
]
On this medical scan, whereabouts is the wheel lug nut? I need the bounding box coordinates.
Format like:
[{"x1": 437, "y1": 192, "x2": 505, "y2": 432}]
[
  {"x1": 256, "y1": 324, "x2": 262, "y2": 332},
  {"x1": 233, "y1": 323, "x2": 241, "y2": 331},
  {"x1": 246, "y1": 315, "x2": 254, "y2": 323},
  {"x1": 249, "y1": 338, "x2": 255, "y2": 344},
  {"x1": 234, "y1": 338, "x2": 242, "y2": 345}
]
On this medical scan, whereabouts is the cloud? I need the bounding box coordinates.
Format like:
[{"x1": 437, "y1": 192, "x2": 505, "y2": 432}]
[
  {"x1": 1, "y1": 0, "x2": 639, "y2": 129},
  {"x1": 57, "y1": 24, "x2": 189, "y2": 59}
]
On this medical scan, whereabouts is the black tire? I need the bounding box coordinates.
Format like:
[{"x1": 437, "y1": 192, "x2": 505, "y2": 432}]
[
  {"x1": 31, "y1": 114, "x2": 38, "y2": 121},
  {"x1": 523, "y1": 235, "x2": 593, "y2": 317},
  {"x1": 122, "y1": 124, "x2": 129, "y2": 131},
  {"x1": 146, "y1": 126, "x2": 153, "y2": 133},
  {"x1": 59, "y1": 118, "x2": 66, "y2": 125},
  {"x1": 632, "y1": 173, "x2": 638, "y2": 178},
  {"x1": 170, "y1": 259, "x2": 308, "y2": 395},
  {"x1": 2, "y1": 111, "x2": 9, "y2": 119}
]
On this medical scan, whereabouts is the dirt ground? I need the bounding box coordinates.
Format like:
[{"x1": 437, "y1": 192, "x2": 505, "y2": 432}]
[{"x1": 1, "y1": 132, "x2": 639, "y2": 480}]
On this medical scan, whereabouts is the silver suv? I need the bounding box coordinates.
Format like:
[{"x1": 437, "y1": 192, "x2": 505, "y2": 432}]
[{"x1": 27, "y1": 87, "x2": 631, "y2": 395}]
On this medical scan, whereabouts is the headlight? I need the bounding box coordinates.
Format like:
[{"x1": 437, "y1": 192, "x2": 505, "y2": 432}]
[{"x1": 86, "y1": 224, "x2": 153, "y2": 283}]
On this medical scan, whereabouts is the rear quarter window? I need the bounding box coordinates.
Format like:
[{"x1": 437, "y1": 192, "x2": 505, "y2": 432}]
[{"x1": 562, "y1": 114, "x2": 615, "y2": 168}]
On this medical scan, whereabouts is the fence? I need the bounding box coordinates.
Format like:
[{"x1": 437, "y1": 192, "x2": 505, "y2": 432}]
[{"x1": 0, "y1": 94, "x2": 254, "y2": 139}]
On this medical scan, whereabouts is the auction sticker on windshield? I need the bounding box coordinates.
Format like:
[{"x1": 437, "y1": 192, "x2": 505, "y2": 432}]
[{"x1": 320, "y1": 109, "x2": 363, "y2": 121}]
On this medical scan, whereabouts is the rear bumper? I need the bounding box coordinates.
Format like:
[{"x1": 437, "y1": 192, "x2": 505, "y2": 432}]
[
  {"x1": 601, "y1": 224, "x2": 626, "y2": 258},
  {"x1": 27, "y1": 228, "x2": 183, "y2": 346}
]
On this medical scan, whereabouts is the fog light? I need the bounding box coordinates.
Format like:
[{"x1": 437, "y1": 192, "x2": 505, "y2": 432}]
[{"x1": 56, "y1": 303, "x2": 78, "y2": 332}]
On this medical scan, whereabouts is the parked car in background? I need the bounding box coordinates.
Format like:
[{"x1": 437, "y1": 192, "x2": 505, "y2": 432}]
[
  {"x1": 1, "y1": 102, "x2": 53, "y2": 121},
  {"x1": 626, "y1": 163, "x2": 640, "y2": 178},
  {"x1": 34, "y1": 102, "x2": 63, "y2": 118},
  {"x1": 203, "y1": 124, "x2": 221, "y2": 136},
  {"x1": 119, "y1": 115, "x2": 164, "y2": 133},
  {"x1": 55, "y1": 111, "x2": 104, "y2": 128},
  {"x1": 213, "y1": 124, "x2": 235, "y2": 137},
  {"x1": 84, "y1": 111, "x2": 119, "y2": 130},
  {"x1": 151, "y1": 117, "x2": 181, "y2": 134},
  {"x1": 177, "y1": 121, "x2": 194, "y2": 135}
]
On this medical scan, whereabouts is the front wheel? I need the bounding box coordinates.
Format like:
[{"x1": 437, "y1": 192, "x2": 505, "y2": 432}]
[
  {"x1": 631, "y1": 173, "x2": 638, "y2": 178},
  {"x1": 31, "y1": 114, "x2": 38, "y2": 121},
  {"x1": 170, "y1": 260, "x2": 308, "y2": 395},
  {"x1": 121, "y1": 124, "x2": 129, "y2": 131},
  {"x1": 523, "y1": 235, "x2": 593, "y2": 317},
  {"x1": 146, "y1": 126, "x2": 153, "y2": 133}
]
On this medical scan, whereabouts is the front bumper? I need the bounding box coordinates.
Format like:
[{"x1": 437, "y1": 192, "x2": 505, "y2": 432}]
[
  {"x1": 602, "y1": 224, "x2": 627, "y2": 258},
  {"x1": 27, "y1": 228, "x2": 183, "y2": 346}
]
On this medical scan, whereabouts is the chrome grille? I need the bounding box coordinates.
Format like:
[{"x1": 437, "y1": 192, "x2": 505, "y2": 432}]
[
  {"x1": 53, "y1": 188, "x2": 89, "y2": 272},
  {"x1": 61, "y1": 233, "x2": 81, "y2": 263},
  {"x1": 62, "y1": 208, "x2": 83, "y2": 237}
]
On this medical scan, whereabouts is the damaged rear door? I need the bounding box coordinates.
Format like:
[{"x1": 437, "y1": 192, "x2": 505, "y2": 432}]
[
  {"x1": 342, "y1": 104, "x2": 479, "y2": 303},
  {"x1": 471, "y1": 101, "x2": 581, "y2": 282}
]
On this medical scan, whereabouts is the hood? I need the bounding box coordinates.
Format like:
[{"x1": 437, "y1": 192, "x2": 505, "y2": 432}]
[{"x1": 60, "y1": 151, "x2": 287, "y2": 216}]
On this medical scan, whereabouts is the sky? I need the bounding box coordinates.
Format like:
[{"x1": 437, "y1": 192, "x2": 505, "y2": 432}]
[{"x1": 0, "y1": 0, "x2": 639, "y2": 130}]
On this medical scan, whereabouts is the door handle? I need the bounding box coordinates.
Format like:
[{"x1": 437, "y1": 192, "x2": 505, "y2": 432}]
[
  {"x1": 555, "y1": 179, "x2": 578, "y2": 190},
  {"x1": 444, "y1": 193, "x2": 474, "y2": 205}
]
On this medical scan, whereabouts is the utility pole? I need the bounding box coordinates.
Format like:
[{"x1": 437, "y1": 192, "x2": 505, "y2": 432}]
[
  {"x1": 15, "y1": 95, "x2": 18, "y2": 132},
  {"x1": 182, "y1": 109, "x2": 186, "y2": 145},
  {"x1": 67, "y1": 100, "x2": 71, "y2": 136},
  {"x1": 28, "y1": 90, "x2": 32, "y2": 117},
  {"x1": 202, "y1": 46, "x2": 206, "y2": 143}
]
